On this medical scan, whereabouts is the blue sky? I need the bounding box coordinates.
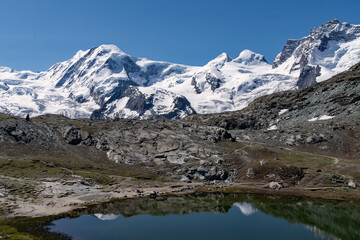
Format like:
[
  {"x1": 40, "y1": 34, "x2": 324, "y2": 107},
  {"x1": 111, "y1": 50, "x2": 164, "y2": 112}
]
[{"x1": 1, "y1": 0, "x2": 360, "y2": 71}]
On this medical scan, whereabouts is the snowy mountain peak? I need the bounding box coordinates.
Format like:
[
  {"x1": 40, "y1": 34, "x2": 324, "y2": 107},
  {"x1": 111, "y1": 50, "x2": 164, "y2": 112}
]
[
  {"x1": 206, "y1": 52, "x2": 233, "y2": 67},
  {"x1": 0, "y1": 66, "x2": 13, "y2": 73},
  {"x1": 0, "y1": 66, "x2": 14, "y2": 73},
  {"x1": 314, "y1": 18, "x2": 340, "y2": 31},
  {"x1": 97, "y1": 44, "x2": 126, "y2": 54},
  {"x1": 309, "y1": 19, "x2": 360, "y2": 41},
  {"x1": 0, "y1": 20, "x2": 359, "y2": 120},
  {"x1": 233, "y1": 49, "x2": 268, "y2": 65},
  {"x1": 71, "y1": 44, "x2": 126, "y2": 62},
  {"x1": 272, "y1": 19, "x2": 360, "y2": 88}
]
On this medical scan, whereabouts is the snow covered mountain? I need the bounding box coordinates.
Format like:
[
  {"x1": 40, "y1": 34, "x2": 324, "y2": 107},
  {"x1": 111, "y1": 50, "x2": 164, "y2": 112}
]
[
  {"x1": 0, "y1": 45, "x2": 295, "y2": 119},
  {"x1": 273, "y1": 19, "x2": 360, "y2": 88},
  {"x1": 0, "y1": 19, "x2": 359, "y2": 119}
]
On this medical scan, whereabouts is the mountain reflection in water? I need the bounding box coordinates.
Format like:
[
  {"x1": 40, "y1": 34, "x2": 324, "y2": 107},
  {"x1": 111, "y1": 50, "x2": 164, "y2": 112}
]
[{"x1": 50, "y1": 194, "x2": 360, "y2": 240}]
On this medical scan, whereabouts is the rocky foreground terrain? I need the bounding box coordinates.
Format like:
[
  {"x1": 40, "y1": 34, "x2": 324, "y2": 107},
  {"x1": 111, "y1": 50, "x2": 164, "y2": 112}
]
[{"x1": 0, "y1": 62, "x2": 359, "y2": 223}]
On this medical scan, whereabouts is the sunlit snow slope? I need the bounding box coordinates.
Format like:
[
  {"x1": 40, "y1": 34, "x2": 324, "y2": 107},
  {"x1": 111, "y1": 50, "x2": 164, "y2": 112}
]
[{"x1": 0, "y1": 19, "x2": 359, "y2": 119}]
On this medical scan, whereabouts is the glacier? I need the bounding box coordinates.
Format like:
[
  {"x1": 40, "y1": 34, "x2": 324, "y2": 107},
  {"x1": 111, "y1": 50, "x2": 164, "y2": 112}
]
[{"x1": 0, "y1": 19, "x2": 359, "y2": 120}]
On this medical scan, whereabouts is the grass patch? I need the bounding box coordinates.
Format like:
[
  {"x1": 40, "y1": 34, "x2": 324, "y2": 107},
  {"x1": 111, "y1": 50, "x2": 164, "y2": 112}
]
[
  {"x1": 220, "y1": 141, "x2": 335, "y2": 170},
  {"x1": 0, "y1": 180, "x2": 37, "y2": 199},
  {"x1": 275, "y1": 150, "x2": 334, "y2": 169},
  {"x1": 0, "y1": 224, "x2": 35, "y2": 240},
  {"x1": 0, "y1": 158, "x2": 71, "y2": 180},
  {"x1": 216, "y1": 140, "x2": 247, "y2": 153},
  {"x1": 0, "y1": 214, "x2": 71, "y2": 240},
  {"x1": 0, "y1": 153, "x2": 157, "y2": 186},
  {"x1": 75, "y1": 171, "x2": 115, "y2": 185},
  {"x1": 0, "y1": 113, "x2": 16, "y2": 120}
]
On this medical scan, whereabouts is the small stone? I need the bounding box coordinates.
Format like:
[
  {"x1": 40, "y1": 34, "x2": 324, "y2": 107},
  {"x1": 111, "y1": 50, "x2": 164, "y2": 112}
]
[
  {"x1": 269, "y1": 181, "x2": 282, "y2": 190},
  {"x1": 180, "y1": 175, "x2": 191, "y2": 183},
  {"x1": 149, "y1": 191, "x2": 157, "y2": 198},
  {"x1": 265, "y1": 173, "x2": 276, "y2": 179},
  {"x1": 348, "y1": 180, "x2": 356, "y2": 189},
  {"x1": 246, "y1": 168, "x2": 254, "y2": 178},
  {"x1": 331, "y1": 175, "x2": 345, "y2": 184},
  {"x1": 286, "y1": 136, "x2": 296, "y2": 146}
]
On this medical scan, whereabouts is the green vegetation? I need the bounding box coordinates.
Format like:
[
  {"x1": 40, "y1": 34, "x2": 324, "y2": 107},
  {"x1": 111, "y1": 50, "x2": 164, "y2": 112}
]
[
  {"x1": 75, "y1": 171, "x2": 115, "y2": 185},
  {"x1": 0, "y1": 214, "x2": 71, "y2": 240},
  {"x1": 219, "y1": 140, "x2": 355, "y2": 174},
  {"x1": 0, "y1": 158, "x2": 71, "y2": 180},
  {"x1": 0, "y1": 224, "x2": 34, "y2": 240},
  {"x1": 0, "y1": 153, "x2": 158, "y2": 202},
  {"x1": 217, "y1": 140, "x2": 247, "y2": 153},
  {"x1": 0, "y1": 113, "x2": 15, "y2": 120}
]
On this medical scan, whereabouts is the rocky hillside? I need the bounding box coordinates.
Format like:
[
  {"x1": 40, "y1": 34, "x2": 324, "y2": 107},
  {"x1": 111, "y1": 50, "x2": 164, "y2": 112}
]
[
  {"x1": 0, "y1": 20, "x2": 359, "y2": 120},
  {"x1": 0, "y1": 113, "x2": 237, "y2": 183},
  {"x1": 0, "y1": 62, "x2": 359, "y2": 193},
  {"x1": 189, "y1": 62, "x2": 360, "y2": 159}
]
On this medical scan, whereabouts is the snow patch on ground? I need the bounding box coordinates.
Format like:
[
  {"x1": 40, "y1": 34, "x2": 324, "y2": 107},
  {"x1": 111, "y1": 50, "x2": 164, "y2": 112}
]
[
  {"x1": 279, "y1": 109, "x2": 289, "y2": 115},
  {"x1": 267, "y1": 125, "x2": 278, "y2": 131},
  {"x1": 308, "y1": 115, "x2": 335, "y2": 122}
]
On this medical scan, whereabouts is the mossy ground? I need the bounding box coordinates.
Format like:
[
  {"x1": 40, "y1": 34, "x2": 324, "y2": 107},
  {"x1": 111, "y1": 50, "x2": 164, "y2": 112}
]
[
  {"x1": 217, "y1": 140, "x2": 360, "y2": 187},
  {"x1": 0, "y1": 214, "x2": 72, "y2": 240}
]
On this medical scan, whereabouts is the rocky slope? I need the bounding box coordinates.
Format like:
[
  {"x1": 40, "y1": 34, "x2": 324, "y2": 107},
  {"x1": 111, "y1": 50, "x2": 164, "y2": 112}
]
[
  {"x1": 0, "y1": 20, "x2": 359, "y2": 120},
  {"x1": 189, "y1": 61, "x2": 360, "y2": 160},
  {"x1": 0, "y1": 61, "x2": 359, "y2": 189}
]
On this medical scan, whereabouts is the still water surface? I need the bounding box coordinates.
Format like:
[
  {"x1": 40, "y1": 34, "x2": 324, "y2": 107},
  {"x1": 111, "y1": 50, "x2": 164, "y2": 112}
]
[{"x1": 49, "y1": 194, "x2": 360, "y2": 240}]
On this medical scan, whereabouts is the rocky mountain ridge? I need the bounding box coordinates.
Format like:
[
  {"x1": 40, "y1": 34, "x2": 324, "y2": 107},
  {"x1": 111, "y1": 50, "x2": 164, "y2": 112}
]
[{"x1": 273, "y1": 19, "x2": 360, "y2": 88}]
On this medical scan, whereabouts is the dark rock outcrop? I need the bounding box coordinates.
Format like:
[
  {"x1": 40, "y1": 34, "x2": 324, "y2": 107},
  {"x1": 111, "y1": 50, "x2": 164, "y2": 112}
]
[
  {"x1": 62, "y1": 125, "x2": 93, "y2": 145},
  {"x1": 297, "y1": 65, "x2": 321, "y2": 88},
  {"x1": 205, "y1": 73, "x2": 222, "y2": 91}
]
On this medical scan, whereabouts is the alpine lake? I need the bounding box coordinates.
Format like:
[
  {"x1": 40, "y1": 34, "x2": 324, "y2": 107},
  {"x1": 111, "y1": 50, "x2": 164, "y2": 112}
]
[{"x1": 47, "y1": 193, "x2": 360, "y2": 240}]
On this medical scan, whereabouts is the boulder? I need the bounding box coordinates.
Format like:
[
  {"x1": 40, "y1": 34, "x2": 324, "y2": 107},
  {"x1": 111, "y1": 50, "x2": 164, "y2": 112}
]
[
  {"x1": 348, "y1": 180, "x2": 357, "y2": 189},
  {"x1": 63, "y1": 125, "x2": 92, "y2": 145},
  {"x1": 180, "y1": 175, "x2": 191, "y2": 183},
  {"x1": 269, "y1": 181, "x2": 283, "y2": 190},
  {"x1": 246, "y1": 168, "x2": 255, "y2": 178}
]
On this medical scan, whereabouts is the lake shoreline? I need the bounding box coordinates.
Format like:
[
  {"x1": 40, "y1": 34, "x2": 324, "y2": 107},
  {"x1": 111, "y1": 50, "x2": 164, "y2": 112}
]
[
  {"x1": 0, "y1": 179, "x2": 359, "y2": 240},
  {"x1": 1, "y1": 177, "x2": 359, "y2": 220}
]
